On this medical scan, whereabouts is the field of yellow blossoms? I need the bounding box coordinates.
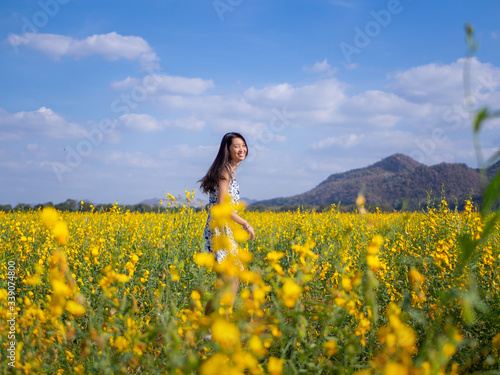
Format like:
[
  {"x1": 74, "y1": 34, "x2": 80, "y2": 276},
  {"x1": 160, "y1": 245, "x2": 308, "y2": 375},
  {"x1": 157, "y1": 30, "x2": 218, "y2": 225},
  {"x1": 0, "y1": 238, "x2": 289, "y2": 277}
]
[{"x1": 1, "y1": 194, "x2": 500, "y2": 374}]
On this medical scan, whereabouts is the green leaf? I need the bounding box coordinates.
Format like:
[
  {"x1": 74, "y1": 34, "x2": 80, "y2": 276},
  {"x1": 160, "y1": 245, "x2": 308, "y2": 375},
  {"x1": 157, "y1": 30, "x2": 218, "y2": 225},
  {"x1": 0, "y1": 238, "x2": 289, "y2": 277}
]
[
  {"x1": 456, "y1": 234, "x2": 477, "y2": 272},
  {"x1": 465, "y1": 23, "x2": 474, "y2": 39},
  {"x1": 474, "y1": 107, "x2": 489, "y2": 134},
  {"x1": 481, "y1": 170, "x2": 500, "y2": 216}
]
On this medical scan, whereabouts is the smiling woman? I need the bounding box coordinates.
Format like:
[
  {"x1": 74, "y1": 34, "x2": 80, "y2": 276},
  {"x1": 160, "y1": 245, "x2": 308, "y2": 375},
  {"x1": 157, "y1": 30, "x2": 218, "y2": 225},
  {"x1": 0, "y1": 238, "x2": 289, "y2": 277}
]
[{"x1": 198, "y1": 132, "x2": 255, "y2": 316}]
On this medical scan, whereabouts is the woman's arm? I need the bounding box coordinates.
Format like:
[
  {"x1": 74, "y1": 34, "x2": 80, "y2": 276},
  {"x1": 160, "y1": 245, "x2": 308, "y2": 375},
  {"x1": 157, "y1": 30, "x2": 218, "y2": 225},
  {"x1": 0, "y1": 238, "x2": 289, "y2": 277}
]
[{"x1": 217, "y1": 168, "x2": 255, "y2": 240}]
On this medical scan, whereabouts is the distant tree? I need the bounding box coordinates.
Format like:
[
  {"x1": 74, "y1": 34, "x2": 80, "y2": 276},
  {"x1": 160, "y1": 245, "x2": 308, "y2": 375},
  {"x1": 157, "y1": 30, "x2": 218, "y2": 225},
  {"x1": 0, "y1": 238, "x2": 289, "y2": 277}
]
[
  {"x1": 55, "y1": 199, "x2": 78, "y2": 212},
  {"x1": 79, "y1": 202, "x2": 93, "y2": 212},
  {"x1": 0, "y1": 204, "x2": 12, "y2": 212},
  {"x1": 14, "y1": 203, "x2": 32, "y2": 212}
]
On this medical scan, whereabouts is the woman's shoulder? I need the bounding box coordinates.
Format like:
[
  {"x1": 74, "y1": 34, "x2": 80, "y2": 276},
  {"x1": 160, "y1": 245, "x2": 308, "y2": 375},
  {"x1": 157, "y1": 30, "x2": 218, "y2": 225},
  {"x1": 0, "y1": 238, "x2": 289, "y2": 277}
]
[{"x1": 220, "y1": 164, "x2": 233, "y2": 180}]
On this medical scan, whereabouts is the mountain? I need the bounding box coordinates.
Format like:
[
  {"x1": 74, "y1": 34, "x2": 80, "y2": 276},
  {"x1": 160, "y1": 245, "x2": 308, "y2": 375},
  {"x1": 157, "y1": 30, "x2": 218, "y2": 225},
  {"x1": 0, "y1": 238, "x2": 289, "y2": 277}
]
[
  {"x1": 251, "y1": 154, "x2": 500, "y2": 210},
  {"x1": 241, "y1": 197, "x2": 258, "y2": 205}
]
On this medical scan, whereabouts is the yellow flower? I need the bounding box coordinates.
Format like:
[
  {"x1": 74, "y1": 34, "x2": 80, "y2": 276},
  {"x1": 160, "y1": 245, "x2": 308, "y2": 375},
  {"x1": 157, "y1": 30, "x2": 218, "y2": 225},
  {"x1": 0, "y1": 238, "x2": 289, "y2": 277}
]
[
  {"x1": 66, "y1": 300, "x2": 86, "y2": 317},
  {"x1": 114, "y1": 336, "x2": 129, "y2": 352},
  {"x1": 195, "y1": 253, "x2": 215, "y2": 268},
  {"x1": 443, "y1": 342, "x2": 456, "y2": 358},
  {"x1": 270, "y1": 325, "x2": 282, "y2": 338},
  {"x1": 41, "y1": 207, "x2": 59, "y2": 229},
  {"x1": 191, "y1": 290, "x2": 201, "y2": 301},
  {"x1": 273, "y1": 263, "x2": 286, "y2": 276},
  {"x1": 367, "y1": 254, "x2": 380, "y2": 271},
  {"x1": 24, "y1": 296, "x2": 32, "y2": 307},
  {"x1": 385, "y1": 333, "x2": 397, "y2": 349},
  {"x1": 200, "y1": 353, "x2": 230, "y2": 375},
  {"x1": 220, "y1": 291, "x2": 234, "y2": 307},
  {"x1": 492, "y1": 333, "x2": 500, "y2": 350},
  {"x1": 323, "y1": 340, "x2": 338, "y2": 356},
  {"x1": 266, "y1": 251, "x2": 285, "y2": 263},
  {"x1": 211, "y1": 319, "x2": 241, "y2": 352},
  {"x1": 237, "y1": 249, "x2": 253, "y2": 265},
  {"x1": 356, "y1": 195, "x2": 366, "y2": 206},
  {"x1": 169, "y1": 265, "x2": 180, "y2": 281},
  {"x1": 282, "y1": 279, "x2": 302, "y2": 308},
  {"x1": 239, "y1": 270, "x2": 257, "y2": 283},
  {"x1": 233, "y1": 226, "x2": 249, "y2": 242},
  {"x1": 53, "y1": 221, "x2": 69, "y2": 246},
  {"x1": 384, "y1": 362, "x2": 408, "y2": 375},
  {"x1": 248, "y1": 335, "x2": 267, "y2": 356},
  {"x1": 367, "y1": 235, "x2": 384, "y2": 255},
  {"x1": 65, "y1": 350, "x2": 75, "y2": 362},
  {"x1": 341, "y1": 276, "x2": 352, "y2": 291},
  {"x1": 355, "y1": 316, "x2": 371, "y2": 346},
  {"x1": 50, "y1": 299, "x2": 65, "y2": 318},
  {"x1": 25, "y1": 274, "x2": 42, "y2": 286},
  {"x1": 233, "y1": 351, "x2": 259, "y2": 372},
  {"x1": 41, "y1": 207, "x2": 69, "y2": 245},
  {"x1": 409, "y1": 268, "x2": 425, "y2": 284},
  {"x1": 396, "y1": 325, "x2": 416, "y2": 353},
  {"x1": 268, "y1": 357, "x2": 284, "y2": 375},
  {"x1": 115, "y1": 273, "x2": 129, "y2": 283},
  {"x1": 51, "y1": 279, "x2": 72, "y2": 298},
  {"x1": 214, "y1": 256, "x2": 241, "y2": 277},
  {"x1": 211, "y1": 200, "x2": 234, "y2": 227}
]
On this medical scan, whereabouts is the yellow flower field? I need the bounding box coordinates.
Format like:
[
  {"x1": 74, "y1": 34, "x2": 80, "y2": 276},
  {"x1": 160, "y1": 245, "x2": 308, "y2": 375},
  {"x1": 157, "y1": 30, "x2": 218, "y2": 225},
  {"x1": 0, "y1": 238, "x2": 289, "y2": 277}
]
[{"x1": 1, "y1": 198, "x2": 500, "y2": 374}]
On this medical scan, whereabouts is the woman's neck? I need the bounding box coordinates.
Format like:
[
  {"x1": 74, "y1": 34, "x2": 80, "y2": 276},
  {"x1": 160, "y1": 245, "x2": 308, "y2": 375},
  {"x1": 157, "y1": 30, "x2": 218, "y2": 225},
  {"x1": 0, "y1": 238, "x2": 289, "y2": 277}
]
[{"x1": 230, "y1": 160, "x2": 239, "y2": 170}]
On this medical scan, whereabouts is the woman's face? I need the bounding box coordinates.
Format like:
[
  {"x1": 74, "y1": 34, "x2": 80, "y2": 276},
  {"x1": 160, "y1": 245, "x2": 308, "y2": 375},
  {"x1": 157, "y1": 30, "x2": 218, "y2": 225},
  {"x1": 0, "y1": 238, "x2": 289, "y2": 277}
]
[{"x1": 229, "y1": 137, "x2": 247, "y2": 163}]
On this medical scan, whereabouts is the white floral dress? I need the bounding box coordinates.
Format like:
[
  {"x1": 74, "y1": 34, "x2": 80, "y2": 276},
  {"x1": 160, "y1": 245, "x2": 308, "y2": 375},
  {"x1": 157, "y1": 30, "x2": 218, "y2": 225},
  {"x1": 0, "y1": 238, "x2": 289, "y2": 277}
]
[{"x1": 203, "y1": 170, "x2": 242, "y2": 268}]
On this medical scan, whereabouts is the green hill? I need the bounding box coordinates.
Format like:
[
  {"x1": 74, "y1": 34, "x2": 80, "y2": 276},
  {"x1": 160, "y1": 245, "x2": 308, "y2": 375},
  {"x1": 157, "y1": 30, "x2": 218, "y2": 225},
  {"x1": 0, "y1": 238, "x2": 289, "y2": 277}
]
[{"x1": 251, "y1": 154, "x2": 500, "y2": 211}]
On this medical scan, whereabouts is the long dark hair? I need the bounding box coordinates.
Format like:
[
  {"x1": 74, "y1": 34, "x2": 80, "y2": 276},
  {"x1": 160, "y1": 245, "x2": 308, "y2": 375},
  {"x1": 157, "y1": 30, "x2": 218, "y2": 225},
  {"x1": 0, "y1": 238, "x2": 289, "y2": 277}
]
[{"x1": 199, "y1": 132, "x2": 248, "y2": 194}]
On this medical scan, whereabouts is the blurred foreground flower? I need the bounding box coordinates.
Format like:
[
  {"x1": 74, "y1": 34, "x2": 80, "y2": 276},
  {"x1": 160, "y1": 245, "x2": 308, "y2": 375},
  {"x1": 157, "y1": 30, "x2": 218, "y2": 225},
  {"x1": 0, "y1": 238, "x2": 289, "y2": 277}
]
[
  {"x1": 268, "y1": 357, "x2": 284, "y2": 375},
  {"x1": 211, "y1": 319, "x2": 241, "y2": 352},
  {"x1": 367, "y1": 235, "x2": 384, "y2": 271},
  {"x1": 41, "y1": 206, "x2": 69, "y2": 245},
  {"x1": 281, "y1": 278, "x2": 302, "y2": 308}
]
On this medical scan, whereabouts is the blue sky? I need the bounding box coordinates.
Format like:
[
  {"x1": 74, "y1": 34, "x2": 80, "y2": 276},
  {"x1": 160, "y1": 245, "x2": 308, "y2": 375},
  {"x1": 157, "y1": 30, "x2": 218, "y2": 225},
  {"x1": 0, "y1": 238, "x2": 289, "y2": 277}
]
[{"x1": 1, "y1": 0, "x2": 500, "y2": 206}]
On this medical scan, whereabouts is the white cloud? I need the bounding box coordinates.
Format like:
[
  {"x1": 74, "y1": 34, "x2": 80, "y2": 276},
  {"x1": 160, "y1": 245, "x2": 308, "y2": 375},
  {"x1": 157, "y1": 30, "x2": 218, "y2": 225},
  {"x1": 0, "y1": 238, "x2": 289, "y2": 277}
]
[
  {"x1": 311, "y1": 133, "x2": 364, "y2": 149},
  {"x1": 156, "y1": 94, "x2": 260, "y2": 120},
  {"x1": 337, "y1": 90, "x2": 431, "y2": 129},
  {"x1": 344, "y1": 63, "x2": 358, "y2": 70},
  {"x1": 303, "y1": 59, "x2": 337, "y2": 75},
  {"x1": 0, "y1": 107, "x2": 85, "y2": 139},
  {"x1": 150, "y1": 75, "x2": 215, "y2": 95},
  {"x1": 7, "y1": 56, "x2": 494, "y2": 190},
  {"x1": 114, "y1": 113, "x2": 206, "y2": 132},
  {"x1": 111, "y1": 74, "x2": 214, "y2": 95},
  {"x1": 309, "y1": 160, "x2": 346, "y2": 173},
  {"x1": 169, "y1": 117, "x2": 206, "y2": 131},
  {"x1": 116, "y1": 113, "x2": 162, "y2": 132},
  {"x1": 388, "y1": 57, "x2": 500, "y2": 105},
  {"x1": 7, "y1": 32, "x2": 159, "y2": 70},
  {"x1": 107, "y1": 151, "x2": 160, "y2": 168},
  {"x1": 244, "y1": 78, "x2": 347, "y2": 112},
  {"x1": 245, "y1": 83, "x2": 295, "y2": 103},
  {"x1": 110, "y1": 76, "x2": 140, "y2": 90},
  {"x1": 159, "y1": 144, "x2": 218, "y2": 160}
]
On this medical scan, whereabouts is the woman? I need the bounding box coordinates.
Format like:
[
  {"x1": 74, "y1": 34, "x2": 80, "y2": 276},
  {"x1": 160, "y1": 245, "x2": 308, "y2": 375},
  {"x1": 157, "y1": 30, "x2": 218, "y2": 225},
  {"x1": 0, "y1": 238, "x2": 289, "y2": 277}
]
[{"x1": 199, "y1": 132, "x2": 255, "y2": 315}]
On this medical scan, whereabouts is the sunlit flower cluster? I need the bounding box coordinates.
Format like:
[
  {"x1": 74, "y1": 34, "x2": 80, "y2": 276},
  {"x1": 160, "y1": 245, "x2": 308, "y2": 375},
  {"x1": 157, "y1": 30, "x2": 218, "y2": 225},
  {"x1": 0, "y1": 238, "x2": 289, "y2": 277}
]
[{"x1": 0, "y1": 195, "x2": 498, "y2": 374}]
